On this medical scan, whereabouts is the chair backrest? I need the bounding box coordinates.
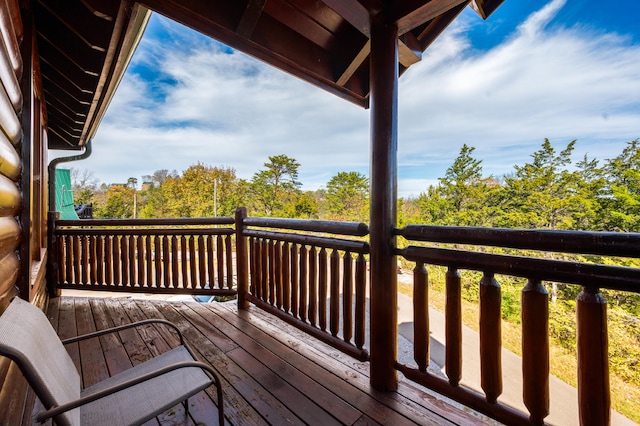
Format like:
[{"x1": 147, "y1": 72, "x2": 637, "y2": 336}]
[{"x1": 0, "y1": 297, "x2": 81, "y2": 426}]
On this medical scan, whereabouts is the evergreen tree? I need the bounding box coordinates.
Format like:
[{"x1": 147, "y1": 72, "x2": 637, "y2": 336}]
[
  {"x1": 250, "y1": 155, "x2": 301, "y2": 216},
  {"x1": 498, "y1": 139, "x2": 579, "y2": 229},
  {"x1": 602, "y1": 139, "x2": 640, "y2": 232},
  {"x1": 325, "y1": 171, "x2": 369, "y2": 222}
]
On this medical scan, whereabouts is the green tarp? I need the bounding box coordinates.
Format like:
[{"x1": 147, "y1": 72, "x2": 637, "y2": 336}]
[{"x1": 55, "y1": 168, "x2": 79, "y2": 220}]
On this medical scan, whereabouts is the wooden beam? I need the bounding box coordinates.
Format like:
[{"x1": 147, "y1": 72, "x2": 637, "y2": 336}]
[
  {"x1": 320, "y1": 0, "x2": 372, "y2": 36},
  {"x1": 369, "y1": 18, "x2": 398, "y2": 391},
  {"x1": 337, "y1": 35, "x2": 420, "y2": 88},
  {"x1": 336, "y1": 40, "x2": 369, "y2": 87},
  {"x1": 470, "y1": 0, "x2": 506, "y2": 20},
  {"x1": 236, "y1": 0, "x2": 266, "y2": 38},
  {"x1": 79, "y1": 0, "x2": 118, "y2": 21},
  {"x1": 391, "y1": 0, "x2": 469, "y2": 35},
  {"x1": 416, "y1": 1, "x2": 468, "y2": 51},
  {"x1": 398, "y1": 33, "x2": 421, "y2": 66}
]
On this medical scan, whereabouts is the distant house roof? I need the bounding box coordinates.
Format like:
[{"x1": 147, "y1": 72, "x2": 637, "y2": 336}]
[{"x1": 33, "y1": 0, "x2": 504, "y2": 150}]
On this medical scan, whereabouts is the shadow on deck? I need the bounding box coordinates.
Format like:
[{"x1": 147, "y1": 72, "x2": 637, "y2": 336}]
[{"x1": 42, "y1": 296, "x2": 487, "y2": 425}]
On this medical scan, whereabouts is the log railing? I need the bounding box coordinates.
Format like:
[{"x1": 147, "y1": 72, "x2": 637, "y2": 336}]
[
  {"x1": 237, "y1": 214, "x2": 371, "y2": 361},
  {"x1": 394, "y1": 225, "x2": 640, "y2": 426},
  {"x1": 52, "y1": 218, "x2": 237, "y2": 295}
]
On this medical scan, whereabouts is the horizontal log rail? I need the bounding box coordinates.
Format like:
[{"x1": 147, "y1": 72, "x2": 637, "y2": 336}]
[
  {"x1": 241, "y1": 216, "x2": 370, "y2": 361},
  {"x1": 395, "y1": 225, "x2": 640, "y2": 426},
  {"x1": 397, "y1": 225, "x2": 640, "y2": 258},
  {"x1": 52, "y1": 218, "x2": 236, "y2": 296}
]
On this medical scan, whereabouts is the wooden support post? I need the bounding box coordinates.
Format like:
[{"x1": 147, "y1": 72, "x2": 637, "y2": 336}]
[
  {"x1": 369, "y1": 16, "x2": 399, "y2": 391},
  {"x1": 46, "y1": 211, "x2": 61, "y2": 297},
  {"x1": 576, "y1": 286, "x2": 610, "y2": 426},
  {"x1": 235, "y1": 207, "x2": 249, "y2": 309}
]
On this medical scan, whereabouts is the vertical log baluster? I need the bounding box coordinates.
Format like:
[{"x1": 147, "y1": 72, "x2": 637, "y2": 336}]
[
  {"x1": 105, "y1": 236, "x2": 113, "y2": 286},
  {"x1": 480, "y1": 271, "x2": 502, "y2": 403},
  {"x1": 330, "y1": 249, "x2": 340, "y2": 337},
  {"x1": 137, "y1": 235, "x2": 145, "y2": 287},
  {"x1": 355, "y1": 253, "x2": 366, "y2": 350},
  {"x1": 128, "y1": 236, "x2": 136, "y2": 286},
  {"x1": 96, "y1": 236, "x2": 104, "y2": 285},
  {"x1": 181, "y1": 236, "x2": 189, "y2": 290},
  {"x1": 268, "y1": 240, "x2": 276, "y2": 305},
  {"x1": 162, "y1": 235, "x2": 171, "y2": 288},
  {"x1": 251, "y1": 238, "x2": 259, "y2": 297},
  {"x1": 577, "y1": 286, "x2": 610, "y2": 426},
  {"x1": 290, "y1": 243, "x2": 299, "y2": 318},
  {"x1": 89, "y1": 236, "x2": 97, "y2": 285},
  {"x1": 167, "y1": 235, "x2": 179, "y2": 288},
  {"x1": 145, "y1": 235, "x2": 152, "y2": 288},
  {"x1": 318, "y1": 247, "x2": 328, "y2": 331},
  {"x1": 260, "y1": 239, "x2": 268, "y2": 301},
  {"x1": 84, "y1": 236, "x2": 91, "y2": 285},
  {"x1": 342, "y1": 252, "x2": 353, "y2": 344},
  {"x1": 522, "y1": 279, "x2": 549, "y2": 425},
  {"x1": 121, "y1": 236, "x2": 129, "y2": 287},
  {"x1": 446, "y1": 267, "x2": 462, "y2": 385},
  {"x1": 308, "y1": 246, "x2": 317, "y2": 326},
  {"x1": 57, "y1": 236, "x2": 65, "y2": 285},
  {"x1": 112, "y1": 236, "x2": 121, "y2": 286},
  {"x1": 275, "y1": 241, "x2": 283, "y2": 309},
  {"x1": 299, "y1": 245, "x2": 308, "y2": 321},
  {"x1": 80, "y1": 236, "x2": 87, "y2": 285},
  {"x1": 65, "y1": 236, "x2": 73, "y2": 285},
  {"x1": 198, "y1": 235, "x2": 206, "y2": 289},
  {"x1": 218, "y1": 235, "x2": 225, "y2": 289},
  {"x1": 154, "y1": 236, "x2": 162, "y2": 289},
  {"x1": 413, "y1": 261, "x2": 429, "y2": 372},
  {"x1": 282, "y1": 241, "x2": 290, "y2": 313},
  {"x1": 225, "y1": 235, "x2": 233, "y2": 289},
  {"x1": 189, "y1": 236, "x2": 197, "y2": 289},
  {"x1": 73, "y1": 235, "x2": 81, "y2": 285},
  {"x1": 207, "y1": 235, "x2": 216, "y2": 291}
]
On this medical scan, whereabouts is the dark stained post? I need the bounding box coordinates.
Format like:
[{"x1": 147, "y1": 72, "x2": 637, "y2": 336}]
[
  {"x1": 369, "y1": 16, "x2": 399, "y2": 391},
  {"x1": 46, "y1": 211, "x2": 61, "y2": 296},
  {"x1": 235, "y1": 207, "x2": 249, "y2": 309},
  {"x1": 576, "y1": 286, "x2": 610, "y2": 426}
]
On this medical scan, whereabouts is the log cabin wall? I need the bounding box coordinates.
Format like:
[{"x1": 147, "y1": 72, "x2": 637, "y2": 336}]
[
  {"x1": 0, "y1": 0, "x2": 48, "y2": 422},
  {"x1": 0, "y1": 0, "x2": 23, "y2": 305}
]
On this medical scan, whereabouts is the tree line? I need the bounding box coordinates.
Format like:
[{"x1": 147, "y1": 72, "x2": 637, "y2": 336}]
[
  {"x1": 71, "y1": 154, "x2": 370, "y2": 222},
  {"x1": 71, "y1": 138, "x2": 639, "y2": 233}
]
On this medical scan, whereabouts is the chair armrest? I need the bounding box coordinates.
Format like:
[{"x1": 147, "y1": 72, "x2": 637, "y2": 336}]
[
  {"x1": 61, "y1": 319, "x2": 185, "y2": 346},
  {"x1": 37, "y1": 360, "x2": 223, "y2": 424}
]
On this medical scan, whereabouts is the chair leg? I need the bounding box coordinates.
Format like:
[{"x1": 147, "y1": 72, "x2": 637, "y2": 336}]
[{"x1": 183, "y1": 397, "x2": 189, "y2": 416}]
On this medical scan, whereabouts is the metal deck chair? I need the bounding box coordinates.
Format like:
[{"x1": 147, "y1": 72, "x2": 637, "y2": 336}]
[{"x1": 0, "y1": 297, "x2": 224, "y2": 425}]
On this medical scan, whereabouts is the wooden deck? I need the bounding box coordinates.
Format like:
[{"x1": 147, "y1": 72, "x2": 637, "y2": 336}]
[{"x1": 43, "y1": 296, "x2": 486, "y2": 426}]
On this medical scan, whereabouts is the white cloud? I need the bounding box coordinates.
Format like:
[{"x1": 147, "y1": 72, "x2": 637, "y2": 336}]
[{"x1": 54, "y1": 1, "x2": 639, "y2": 200}]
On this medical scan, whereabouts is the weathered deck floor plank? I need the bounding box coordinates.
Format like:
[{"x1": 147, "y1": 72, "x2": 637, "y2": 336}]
[{"x1": 43, "y1": 296, "x2": 486, "y2": 426}]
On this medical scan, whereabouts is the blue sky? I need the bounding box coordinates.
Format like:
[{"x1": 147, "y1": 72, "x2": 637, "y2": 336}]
[{"x1": 59, "y1": 0, "x2": 640, "y2": 197}]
